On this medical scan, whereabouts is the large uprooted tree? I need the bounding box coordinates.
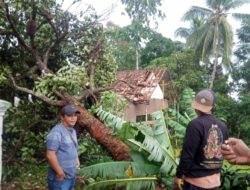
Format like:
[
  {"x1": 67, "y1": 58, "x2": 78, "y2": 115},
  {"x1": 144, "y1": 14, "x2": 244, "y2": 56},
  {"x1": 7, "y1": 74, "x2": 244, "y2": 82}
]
[{"x1": 0, "y1": 0, "x2": 130, "y2": 161}]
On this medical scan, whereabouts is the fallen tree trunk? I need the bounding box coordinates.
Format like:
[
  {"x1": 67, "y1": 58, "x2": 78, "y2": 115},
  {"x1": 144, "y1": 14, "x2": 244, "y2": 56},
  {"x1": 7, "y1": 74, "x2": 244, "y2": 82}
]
[{"x1": 63, "y1": 92, "x2": 131, "y2": 161}]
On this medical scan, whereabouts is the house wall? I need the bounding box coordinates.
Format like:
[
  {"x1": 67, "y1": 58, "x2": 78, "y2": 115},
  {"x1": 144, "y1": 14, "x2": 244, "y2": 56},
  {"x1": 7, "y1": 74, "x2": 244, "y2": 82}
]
[
  {"x1": 124, "y1": 102, "x2": 136, "y2": 122},
  {"x1": 151, "y1": 84, "x2": 164, "y2": 99},
  {"x1": 124, "y1": 99, "x2": 168, "y2": 122}
]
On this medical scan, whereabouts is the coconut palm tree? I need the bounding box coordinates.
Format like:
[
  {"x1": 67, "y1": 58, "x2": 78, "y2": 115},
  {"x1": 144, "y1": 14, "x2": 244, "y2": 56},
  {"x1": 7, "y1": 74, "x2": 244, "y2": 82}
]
[{"x1": 178, "y1": 0, "x2": 250, "y2": 89}]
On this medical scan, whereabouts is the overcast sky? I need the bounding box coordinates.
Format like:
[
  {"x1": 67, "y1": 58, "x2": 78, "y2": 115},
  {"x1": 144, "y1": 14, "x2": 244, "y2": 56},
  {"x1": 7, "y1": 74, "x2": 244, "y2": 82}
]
[{"x1": 64, "y1": 0, "x2": 250, "y2": 42}]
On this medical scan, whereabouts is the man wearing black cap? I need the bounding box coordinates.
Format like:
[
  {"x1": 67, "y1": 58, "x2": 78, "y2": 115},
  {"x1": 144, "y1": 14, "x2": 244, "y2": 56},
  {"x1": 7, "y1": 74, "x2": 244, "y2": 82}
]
[
  {"x1": 46, "y1": 104, "x2": 80, "y2": 190},
  {"x1": 174, "y1": 89, "x2": 228, "y2": 190}
]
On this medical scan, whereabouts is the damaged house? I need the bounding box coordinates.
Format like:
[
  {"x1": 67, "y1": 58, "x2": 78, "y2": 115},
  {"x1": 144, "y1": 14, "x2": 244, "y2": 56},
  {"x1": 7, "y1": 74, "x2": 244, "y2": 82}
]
[{"x1": 113, "y1": 68, "x2": 176, "y2": 123}]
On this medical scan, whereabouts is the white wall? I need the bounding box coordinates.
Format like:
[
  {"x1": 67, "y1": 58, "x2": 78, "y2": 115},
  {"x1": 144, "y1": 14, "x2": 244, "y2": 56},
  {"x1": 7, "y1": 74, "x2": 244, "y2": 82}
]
[{"x1": 151, "y1": 84, "x2": 164, "y2": 99}]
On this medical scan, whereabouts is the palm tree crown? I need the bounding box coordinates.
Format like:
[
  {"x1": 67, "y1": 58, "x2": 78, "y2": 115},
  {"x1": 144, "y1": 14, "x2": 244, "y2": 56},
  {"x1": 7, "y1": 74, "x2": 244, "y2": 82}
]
[{"x1": 176, "y1": 0, "x2": 250, "y2": 88}]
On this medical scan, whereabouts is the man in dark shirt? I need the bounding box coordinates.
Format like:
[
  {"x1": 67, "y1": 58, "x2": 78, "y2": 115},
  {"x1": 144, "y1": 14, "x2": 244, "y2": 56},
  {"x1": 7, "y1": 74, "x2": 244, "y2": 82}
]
[{"x1": 174, "y1": 89, "x2": 228, "y2": 190}]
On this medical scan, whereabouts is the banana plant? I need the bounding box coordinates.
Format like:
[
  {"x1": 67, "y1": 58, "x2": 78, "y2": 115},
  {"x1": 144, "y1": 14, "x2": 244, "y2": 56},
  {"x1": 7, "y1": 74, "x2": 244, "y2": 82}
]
[
  {"x1": 166, "y1": 88, "x2": 197, "y2": 150},
  {"x1": 78, "y1": 108, "x2": 178, "y2": 190}
]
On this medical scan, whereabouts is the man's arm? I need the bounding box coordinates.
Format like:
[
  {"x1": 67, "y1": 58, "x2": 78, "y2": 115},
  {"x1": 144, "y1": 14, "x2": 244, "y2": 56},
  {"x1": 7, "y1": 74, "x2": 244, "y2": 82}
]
[
  {"x1": 221, "y1": 138, "x2": 250, "y2": 165},
  {"x1": 46, "y1": 150, "x2": 66, "y2": 180}
]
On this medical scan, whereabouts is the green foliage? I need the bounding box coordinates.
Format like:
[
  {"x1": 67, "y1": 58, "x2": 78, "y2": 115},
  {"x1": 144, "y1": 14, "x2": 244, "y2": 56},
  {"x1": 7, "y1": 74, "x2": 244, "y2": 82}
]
[
  {"x1": 120, "y1": 0, "x2": 165, "y2": 69},
  {"x1": 167, "y1": 88, "x2": 197, "y2": 149},
  {"x1": 3, "y1": 102, "x2": 52, "y2": 166},
  {"x1": 167, "y1": 108, "x2": 187, "y2": 138},
  {"x1": 234, "y1": 19, "x2": 250, "y2": 93},
  {"x1": 95, "y1": 92, "x2": 128, "y2": 118},
  {"x1": 2, "y1": 102, "x2": 55, "y2": 186},
  {"x1": 79, "y1": 161, "x2": 132, "y2": 179},
  {"x1": 234, "y1": 94, "x2": 250, "y2": 144},
  {"x1": 97, "y1": 108, "x2": 177, "y2": 173},
  {"x1": 148, "y1": 49, "x2": 207, "y2": 93},
  {"x1": 175, "y1": 17, "x2": 205, "y2": 39},
  {"x1": 83, "y1": 177, "x2": 157, "y2": 190},
  {"x1": 95, "y1": 107, "x2": 126, "y2": 132},
  {"x1": 79, "y1": 152, "x2": 160, "y2": 190},
  {"x1": 179, "y1": 88, "x2": 196, "y2": 118},
  {"x1": 0, "y1": 65, "x2": 11, "y2": 86},
  {"x1": 221, "y1": 161, "x2": 250, "y2": 190},
  {"x1": 34, "y1": 64, "x2": 88, "y2": 98},
  {"x1": 74, "y1": 20, "x2": 118, "y2": 88},
  {"x1": 121, "y1": 0, "x2": 165, "y2": 28},
  {"x1": 213, "y1": 93, "x2": 250, "y2": 145},
  {"x1": 105, "y1": 24, "x2": 137, "y2": 70},
  {"x1": 140, "y1": 32, "x2": 178, "y2": 68},
  {"x1": 94, "y1": 50, "x2": 117, "y2": 88},
  {"x1": 77, "y1": 132, "x2": 113, "y2": 166},
  {"x1": 2, "y1": 164, "x2": 47, "y2": 189}
]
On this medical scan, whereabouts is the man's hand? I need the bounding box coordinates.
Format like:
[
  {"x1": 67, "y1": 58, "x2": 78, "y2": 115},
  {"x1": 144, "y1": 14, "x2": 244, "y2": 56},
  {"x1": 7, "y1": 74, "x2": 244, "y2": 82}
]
[
  {"x1": 76, "y1": 157, "x2": 80, "y2": 169},
  {"x1": 55, "y1": 171, "x2": 66, "y2": 180},
  {"x1": 46, "y1": 150, "x2": 66, "y2": 180},
  {"x1": 174, "y1": 176, "x2": 183, "y2": 190},
  {"x1": 221, "y1": 138, "x2": 250, "y2": 165}
]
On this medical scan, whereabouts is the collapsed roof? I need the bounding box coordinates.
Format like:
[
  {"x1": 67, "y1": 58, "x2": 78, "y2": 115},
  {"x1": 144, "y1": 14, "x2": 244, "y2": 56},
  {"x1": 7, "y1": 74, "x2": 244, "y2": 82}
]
[{"x1": 113, "y1": 68, "x2": 176, "y2": 104}]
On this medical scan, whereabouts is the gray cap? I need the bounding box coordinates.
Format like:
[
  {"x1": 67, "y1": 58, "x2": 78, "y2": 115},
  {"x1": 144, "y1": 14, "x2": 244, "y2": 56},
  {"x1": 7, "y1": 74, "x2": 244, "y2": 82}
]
[
  {"x1": 191, "y1": 89, "x2": 216, "y2": 113},
  {"x1": 60, "y1": 104, "x2": 80, "y2": 115}
]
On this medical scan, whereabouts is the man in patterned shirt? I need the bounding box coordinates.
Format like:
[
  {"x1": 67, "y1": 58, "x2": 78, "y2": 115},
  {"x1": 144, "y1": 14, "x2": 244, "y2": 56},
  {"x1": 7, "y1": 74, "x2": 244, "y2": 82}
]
[
  {"x1": 174, "y1": 89, "x2": 228, "y2": 190},
  {"x1": 46, "y1": 104, "x2": 80, "y2": 190}
]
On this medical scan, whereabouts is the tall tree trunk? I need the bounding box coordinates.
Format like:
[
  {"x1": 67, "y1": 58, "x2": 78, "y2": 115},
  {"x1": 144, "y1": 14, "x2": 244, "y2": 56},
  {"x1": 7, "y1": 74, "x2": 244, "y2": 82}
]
[
  {"x1": 209, "y1": 58, "x2": 218, "y2": 89},
  {"x1": 62, "y1": 92, "x2": 131, "y2": 161},
  {"x1": 136, "y1": 48, "x2": 139, "y2": 70}
]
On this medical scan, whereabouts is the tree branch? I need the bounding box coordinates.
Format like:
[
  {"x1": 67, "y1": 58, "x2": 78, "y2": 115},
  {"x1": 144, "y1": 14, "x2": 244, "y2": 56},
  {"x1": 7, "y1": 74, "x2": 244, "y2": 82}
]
[
  {"x1": 37, "y1": 9, "x2": 69, "y2": 69},
  {"x1": 75, "y1": 87, "x2": 113, "y2": 101},
  {"x1": 3, "y1": 2, "x2": 52, "y2": 74},
  {"x1": 26, "y1": 118, "x2": 57, "y2": 129},
  {"x1": 3, "y1": 2, "x2": 32, "y2": 52},
  {"x1": 0, "y1": 30, "x2": 14, "y2": 35},
  {"x1": 10, "y1": 76, "x2": 64, "y2": 106}
]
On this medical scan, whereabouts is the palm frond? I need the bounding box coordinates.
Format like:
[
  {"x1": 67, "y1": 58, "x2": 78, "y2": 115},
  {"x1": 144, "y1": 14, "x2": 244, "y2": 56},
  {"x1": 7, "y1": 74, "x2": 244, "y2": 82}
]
[
  {"x1": 212, "y1": 24, "x2": 219, "y2": 56},
  {"x1": 182, "y1": 6, "x2": 212, "y2": 22},
  {"x1": 232, "y1": 13, "x2": 250, "y2": 22},
  {"x1": 174, "y1": 27, "x2": 191, "y2": 39},
  {"x1": 220, "y1": 16, "x2": 233, "y2": 65},
  {"x1": 201, "y1": 25, "x2": 214, "y2": 61},
  {"x1": 187, "y1": 23, "x2": 209, "y2": 53},
  {"x1": 206, "y1": 0, "x2": 220, "y2": 9},
  {"x1": 83, "y1": 177, "x2": 157, "y2": 190},
  {"x1": 224, "y1": 0, "x2": 250, "y2": 11}
]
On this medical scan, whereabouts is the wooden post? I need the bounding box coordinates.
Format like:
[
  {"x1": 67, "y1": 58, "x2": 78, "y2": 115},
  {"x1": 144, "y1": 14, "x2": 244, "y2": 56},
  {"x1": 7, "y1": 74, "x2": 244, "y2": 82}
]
[{"x1": 0, "y1": 100, "x2": 11, "y2": 185}]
